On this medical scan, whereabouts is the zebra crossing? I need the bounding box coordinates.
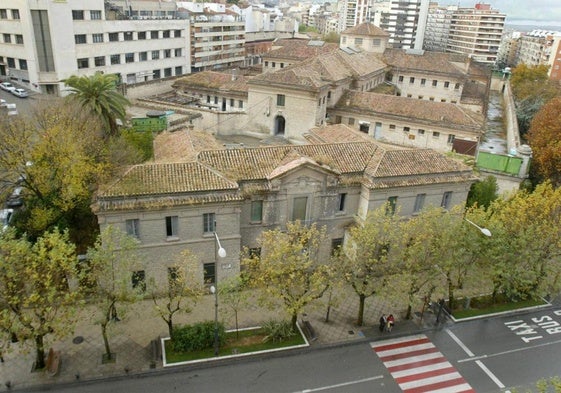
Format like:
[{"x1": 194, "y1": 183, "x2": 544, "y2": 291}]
[{"x1": 371, "y1": 334, "x2": 475, "y2": 393}]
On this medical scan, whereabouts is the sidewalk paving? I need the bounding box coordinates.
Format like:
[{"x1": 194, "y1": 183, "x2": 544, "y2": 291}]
[{"x1": 0, "y1": 291, "x2": 445, "y2": 392}]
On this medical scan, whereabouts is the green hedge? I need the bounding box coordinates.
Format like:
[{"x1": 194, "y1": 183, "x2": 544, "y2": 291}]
[{"x1": 171, "y1": 321, "x2": 225, "y2": 352}]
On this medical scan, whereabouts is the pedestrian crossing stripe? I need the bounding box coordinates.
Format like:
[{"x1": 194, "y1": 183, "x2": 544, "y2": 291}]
[{"x1": 371, "y1": 334, "x2": 475, "y2": 393}]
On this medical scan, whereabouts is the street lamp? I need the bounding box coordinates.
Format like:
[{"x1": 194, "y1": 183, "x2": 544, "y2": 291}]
[
  {"x1": 464, "y1": 218, "x2": 492, "y2": 237},
  {"x1": 211, "y1": 232, "x2": 226, "y2": 356}
]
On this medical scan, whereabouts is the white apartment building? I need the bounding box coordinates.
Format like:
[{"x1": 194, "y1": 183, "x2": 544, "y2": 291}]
[
  {"x1": 338, "y1": 0, "x2": 372, "y2": 32},
  {"x1": 447, "y1": 3, "x2": 505, "y2": 65},
  {"x1": 378, "y1": 0, "x2": 429, "y2": 50},
  {"x1": 424, "y1": 4, "x2": 456, "y2": 52},
  {"x1": 0, "y1": 0, "x2": 190, "y2": 96},
  {"x1": 516, "y1": 30, "x2": 561, "y2": 68}
]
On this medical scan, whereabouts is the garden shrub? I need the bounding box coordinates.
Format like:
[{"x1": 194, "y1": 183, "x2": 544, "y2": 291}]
[
  {"x1": 171, "y1": 321, "x2": 225, "y2": 352},
  {"x1": 261, "y1": 320, "x2": 295, "y2": 343}
]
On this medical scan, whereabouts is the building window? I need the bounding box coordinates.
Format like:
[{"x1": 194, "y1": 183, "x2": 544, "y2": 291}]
[
  {"x1": 11, "y1": 9, "x2": 20, "y2": 19},
  {"x1": 168, "y1": 267, "x2": 179, "y2": 288},
  {"x1": 359, "y1": 122, "x2": 369, "y2": 133},
  {"x1": 348, "y1": 118, "x2": 355, "y2": 126},
  {"x1": 403, "y1": 126, "x2": 410, "y2": 133},
  {"x1": 444, "y1": 81, "x2": 450, "y2": 88},
  {"x1": 203, "y1": 262, "x2": 215, "y2": 284},
  {"x1": 413, "y1": 194, "x2": 425, "y2": 213},
  {"x1": 126, "y1": 219, "x2": 140, "y2": 238},
  {"x1": 151, "y1": 30, "x2": 159, "y2": 39},
  {"x1": 276, "y1": 94, "x2": 285, "y2": 106},
  {"x1": 280, "y1": 63, "x2": 284, "y2": 68},
  {"x1": 441, "y1": 191, "x2": 452, "y2": 209},
  {"x1": 164, "y1": 68, "x2": 172, "y2": 77},
  {"x1": 251, "y1": 200, "x2": 263, "y2": 222},
  {"x1": 110, "y1": 54, "x2": 120, "y2": 65},
  {"x1": 338, "y1": 193, "x2": 347, "y2": 212},
  {"x1": 90, "y1": 10, "x2": 102, "y2": 20},
  {"x1": 72, "y1": 10, "x2": 84, "y2": 20},
  {"x1": 153, "y1": 69, "x2": 161, "y2": 79},
  {"x1": 331, "y1": 238, "x2": 343, "y2": 255},
  {"x1": 429, "y1": 97, "x2": 435, "y2": 101},
  {"x1": 433, "y1": 131, "x2": 440, "y2": 138},
  {"x1": 409, "y1": 77, "x2": 415, "y2": 84},
  {"x1": 124, "y1": 31, "x2": 133, "y2": 41},
  {"x1": 230, "y1": 98, "x2": 234, "y2": 107},
  {"x1": 272, "y1": 62, "x2": 276, "y2": 68},
  {"x1": 175, "y1": 66, "x2": 182, "y2": 76},
  {"x1": 0, "y1": 10, "x2": 7, "y2": 19},
  {"x1": 398, "y1": 75, "x2": 404, "y2": 82},
  {"x1": 292, "y1": 197, "x2": 308, "y2": 222},
  {"x1": 75, "y1": 34, "x2": 87, "y2": 44},
  {"x1": 386, "y1": 196, "x2": 397, "y2": 215},
  {"x1": 447, "y1": 134, "x2": 455, "y2": 144},
  {"x1": 125, "y1": 53, "x2": 134, "y2": 63},
  {"x1": 152, "y1": 50, "x2": 159, "y2": 60},
  {"x1": 214, "y1": 96, "x2": 218, "y2": 105},
  {"x1": 174, "y1": 48, "x2": 182, "y2": 57},
  {"x1": 203, "y1": 213, "x2": 215, "y2": 233},
  {"x1": 164, "y1": 49, "x2": 171, "y2": 58},
  {"x1": 139, "y1": 52, "x2": 147, "y2": 61},
  {"x1": 389, "y1": 124, "x2": 396, "y2": 131},
  {"x1": 7, "y1": 58, "x2": 15, "y2": 68},
  {"x1": 174, "y1": 29, "x2": 182, "y2": 38},
  {"x1": 354, "y1": 37, "x2": 363, "y2": 46},
  {"x1": 163, "y1": 30, "x2": 171, "y2": 38},
  {"x1": 108, "y1": 32, "x2": 118, "y2": 42},
  {"x1": 238, "y1": 100, "x2": 243, "y2": 108},
  {"x1": 77, "y1": 58, "x2": 89, "y2": 69},
  {"x1": 418, "y1": 129, "x2": 425, "y2": 135},
  {"x1": 165, "y1": 216, "x2": 178, "y2": 238},
  {"x1": 131, "y1": 271, "x2": 146, "y2": 292},
  {"x1": 373, "y1": 38, "x2": 381, "y2": 46},
  {"x1": 264, "y1": 61, "x2": 269, "y2": 67},
  {"x1": 92, "y1": 33, "x2": 103, "y2": 43},
  {"x1": 432, "y1": 80, "x2": 437, "y2": 87},
  {"x1": 94, "y1": 56, "x2": 106, "y2": 67},
  {"x1": 15, "y1": 34, "x2": 23, "y2": 44},
  {"x1": 19, "y1": 59, "x2": 27, "y2": 70},
  {"x1": 138, "y1": 31, "x2": 146, "y2": 40},
  {"x1": 454, "y1": 83, "x2": 460, "y2": 90},
  {"x1": 421, "y1": 78, "x2": 426, "y2": 86}
]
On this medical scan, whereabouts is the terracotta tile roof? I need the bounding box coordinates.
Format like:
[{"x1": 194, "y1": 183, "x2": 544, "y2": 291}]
[
  {"x1": 263, "y1": 39, "x2": 339, "y2": 61},
  {"x1": 251, "y1": 50, "x2": 387, "y2": 89},
  {"x1": 95, "y1": 140, "x2": 475, "y2": 211},
  {"x1": 153, "y1": 130, "x2": 224, "y2": 162},
  {"x1": 341, "y1": 22, "x2": 390, "y2": 37},
  {"x1": 99, "y1": 162, "x2": 238, "y2": 197},
  {"x1": 306, "y1": 124, "x2": 401, "y2": 149},
  {"x1": 334, "y1": 91, "x2": 484, "y2": 130},
  {"x1": 382, "y1": 48, "x2": 468, "y2": 76},
  {"x1": 172, "y1": 71, "x2": 249, "y2": 93}
]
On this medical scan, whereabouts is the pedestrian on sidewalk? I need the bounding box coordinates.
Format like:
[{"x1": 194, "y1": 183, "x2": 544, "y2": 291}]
[
  {"x1": 386, "y1": 314, "x2": 395, "y2": 332},
  {"x1": 379, "y1": 314, "x2": 387, "y2": 332}
]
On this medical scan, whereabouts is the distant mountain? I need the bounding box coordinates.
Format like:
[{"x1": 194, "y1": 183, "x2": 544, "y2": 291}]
[{"x1": 505, "y1": 22, "x2": 561, "y2": 33}]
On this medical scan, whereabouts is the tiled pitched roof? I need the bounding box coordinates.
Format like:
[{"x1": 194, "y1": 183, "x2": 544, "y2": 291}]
[
  {"x1": 172, "y1": 71, "x2": 249, "y2": 93},
  {"x1": 99, "y1": 162, "x2": 238, "y2": 197},
  {"x1": 382, "y1": 48, "x2": 468, "y2": 76},
  {"x1": 341, "y1": 22, "x2": 390, "y2": 37},
  {"x1": 335, "y1": 91, "x2": 484, "y2": 130},
  {"x1": 264, "y1": 39, "x2": 339, "y2": 61},
  {"x1": 306, "y1": 124, "x2": 400, "y2": 149}
]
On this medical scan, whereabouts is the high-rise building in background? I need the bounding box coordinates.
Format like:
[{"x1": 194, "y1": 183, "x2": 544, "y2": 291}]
[
  {"x1": 338, "y1": 0, "x2": 372, "y2": 32},
  {"x1": 378, "y1": 0, "x2": 430, "y2": 50},
  {"x1": 447, "y1": 3, "x2": 505, "y2": 64},
  {"x1": 424, "y1": 3, "x2": 456, "y2": 52}
]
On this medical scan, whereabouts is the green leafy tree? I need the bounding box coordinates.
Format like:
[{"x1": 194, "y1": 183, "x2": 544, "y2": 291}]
[
  {"x1": 63, "y1": 72, "x2": 130, "y2": 138},
  {"x1": 243, "y1": 221, "x2": 332, "y2": 330},
  {"x1": 467, "y1": 176, "x2": 499, "y2": 208},
  {"x1": 0, "y1": 229, "x2": 82, "y2": 369},
  {"x1": 322, "y1": 32, "x2": 340, "y2": 43},
  {"x1": 86, "y1": 226, "x2": 142, "y2": 362},
  {"x1": 150, "y1": 250, "x2": 203, "y2": 337},
  {"x1": 485, "y1": 183, "x2": 561, "y2": 301},
  {"x1": 338, "y1": 206, "x2": 408, "y2": 326}
]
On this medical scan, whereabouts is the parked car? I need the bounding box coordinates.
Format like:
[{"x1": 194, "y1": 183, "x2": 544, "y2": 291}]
[
  {"x1": 4, "y1": 103, "x2": 17, "y2": 116},
  {"x1": 0, "y1": 98, "x2": 6, "y2": 107},
  {"x1": 0, "y1": 82, "x2": 16, "y2": 92},
  {"x1": 11, "y1": 88, "x2": 28, "y2": 98}
]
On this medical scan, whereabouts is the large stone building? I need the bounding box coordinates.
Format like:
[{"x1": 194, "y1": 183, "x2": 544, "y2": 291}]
[{"x1": 93, "y1": 125, "x2": 477, "y2": 287}]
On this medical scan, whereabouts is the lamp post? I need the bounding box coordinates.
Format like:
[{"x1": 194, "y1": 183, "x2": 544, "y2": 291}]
[
  {"x1": 211, "y1": 231, "x2": 226, "y2": 356},
  {"x1": 464, "y1": 218, "x2": 492, "y2": 237}
]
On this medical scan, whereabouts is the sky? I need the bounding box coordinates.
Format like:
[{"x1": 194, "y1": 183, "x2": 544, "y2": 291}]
[{"x1": 440, "y1": 1, "x2": 561, "y2": 26}]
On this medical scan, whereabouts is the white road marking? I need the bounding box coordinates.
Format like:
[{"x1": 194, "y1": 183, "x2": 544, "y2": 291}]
[
  {"x1": 445, "y1": 329, "x2": 474, "y2": 357},
  {"x1": 458, "y1": 337, "x2": 561, "y2": 363},
  {"x1": 296, "y1": 375, "x2": 384, "y2": 392},
  {"x1": 475, "y1": 360, "x2": 505, "y2": 389}
]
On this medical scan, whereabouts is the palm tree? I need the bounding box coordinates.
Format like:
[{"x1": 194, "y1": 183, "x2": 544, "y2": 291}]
[{"x1": 63, "y1": 73, "x2": 130, "y2": 138}]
